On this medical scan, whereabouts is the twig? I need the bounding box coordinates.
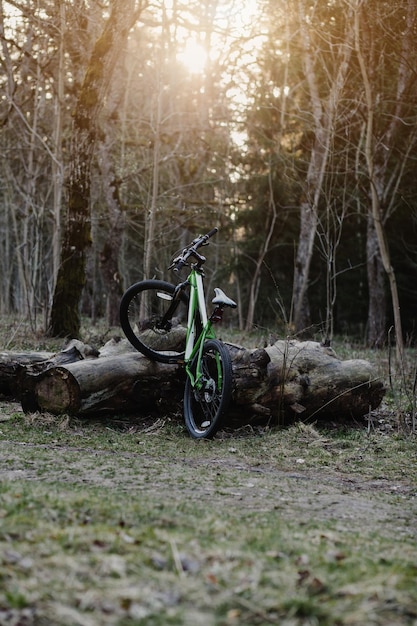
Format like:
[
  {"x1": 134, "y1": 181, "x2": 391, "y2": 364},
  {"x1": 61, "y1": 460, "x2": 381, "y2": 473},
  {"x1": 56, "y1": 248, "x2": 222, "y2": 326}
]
[
  {"x1": 170, "y1": 539, "x2": 185, "y2": 578},
  {"x1": 304, "y1": 377, "x2": 383, "y2": 423}
]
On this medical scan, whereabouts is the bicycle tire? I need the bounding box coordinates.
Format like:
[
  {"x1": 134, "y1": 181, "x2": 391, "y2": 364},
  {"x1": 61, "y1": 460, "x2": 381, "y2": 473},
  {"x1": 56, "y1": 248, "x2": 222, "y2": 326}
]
[
  {"x1": 119, "y1": 280, "x2": 189, "y2": 364},
  {"x1": 184, "y1": 338, "x2": 233, "y2": 439}
]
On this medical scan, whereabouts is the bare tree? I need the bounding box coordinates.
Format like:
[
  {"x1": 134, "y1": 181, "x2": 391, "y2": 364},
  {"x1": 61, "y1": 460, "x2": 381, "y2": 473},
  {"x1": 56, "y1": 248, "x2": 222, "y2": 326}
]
[
  {"x1": 96, "y1": 131, "x2": 125, "y2": 326},
  {"x1": 0, "y1": 1, "x2": 59, "y2": 323},
  {"x1": 51, "y1": 0, "x2": 66, "y2": 288},
  {"x1": 353, "y1": 0, "x2": 417, "y2": 358},
  {"x1": 244, "y1": 165, "x2": 277, "y2": 332},
  {"x1": 50, "y1": 0, "x2": 147, "y2": 337},
  {"x1": 291, "y1": 0, "x2": 354, "y2": 335}
]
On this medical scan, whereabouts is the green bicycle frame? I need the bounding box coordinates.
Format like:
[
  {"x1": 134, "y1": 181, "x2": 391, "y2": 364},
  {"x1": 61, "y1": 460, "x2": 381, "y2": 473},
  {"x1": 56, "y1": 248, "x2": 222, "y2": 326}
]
[{"x1": 184, "y1": 270, "x2": 222, "y2": 391}]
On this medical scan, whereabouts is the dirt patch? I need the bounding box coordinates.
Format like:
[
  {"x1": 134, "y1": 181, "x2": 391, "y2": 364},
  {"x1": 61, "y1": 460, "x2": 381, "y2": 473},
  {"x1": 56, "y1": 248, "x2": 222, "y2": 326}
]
[
  {"x1": 1, "y1": 396, "x2": 417, "y2": 625},
  {"x1": 1, "y1": 416, "x2": 415, "y2": 542}
]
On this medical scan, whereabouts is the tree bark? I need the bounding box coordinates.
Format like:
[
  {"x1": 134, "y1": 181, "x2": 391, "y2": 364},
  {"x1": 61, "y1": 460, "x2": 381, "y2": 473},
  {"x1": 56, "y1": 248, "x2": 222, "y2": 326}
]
[
  {"x1": 0, "y1": 340, "x2": 98, "y2": 397},
  {"x1": 366, "y1": 214, "x2": 387, "y2": 348},
  {"x1": 245, "y1": 166, "x2": 277, "y2": 332},
  {"x1": 49, "y1": 0, "x2": 142, "y2": 338},
  {"x1": 353, "y1": 0, "x2": 417, "y2": 361},
  {"x1": 0, "y1": 351, "x2": 54, "y2": 396},
  {"x1": 51, "y1": 0, "x2": 65, "y2": 291},
  {"x1": 4, "y1": 338, "x2": 385, "y2": 424},
  {"x1": 97, "y1": 137, "x2": 124, "y2": 326},
  {"x1": 291, "y1": 1, "x2": 354, "y2": 335},
  {"x1": 21, "y1": 353, "x2": 180, "y2": 416}
]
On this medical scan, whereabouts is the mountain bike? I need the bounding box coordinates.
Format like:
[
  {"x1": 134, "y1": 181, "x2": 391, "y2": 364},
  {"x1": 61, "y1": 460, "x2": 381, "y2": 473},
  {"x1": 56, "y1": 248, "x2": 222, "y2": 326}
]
[{"x1": 119, "y1": 227, "x2": 237, "y2": 439}]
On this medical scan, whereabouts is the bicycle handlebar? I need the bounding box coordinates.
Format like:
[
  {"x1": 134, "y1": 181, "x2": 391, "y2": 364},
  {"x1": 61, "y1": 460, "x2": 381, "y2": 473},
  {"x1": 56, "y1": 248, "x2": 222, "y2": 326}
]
[
  {"x1": 204, "y1": 227, "x2": 219, "y2": 240},
  {"x1": 169, "y1": 227, "x2": 218, "y2": 272}
]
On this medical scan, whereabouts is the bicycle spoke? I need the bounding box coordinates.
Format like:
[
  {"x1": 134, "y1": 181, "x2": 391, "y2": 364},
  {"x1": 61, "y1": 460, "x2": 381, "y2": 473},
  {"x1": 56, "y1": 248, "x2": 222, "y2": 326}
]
[
  {"x1": 119, "y1": 280, "x2": 188, "y2": 364},
  {"x1": 184, "y1": 339, "x2": 233, "y2": 439}
]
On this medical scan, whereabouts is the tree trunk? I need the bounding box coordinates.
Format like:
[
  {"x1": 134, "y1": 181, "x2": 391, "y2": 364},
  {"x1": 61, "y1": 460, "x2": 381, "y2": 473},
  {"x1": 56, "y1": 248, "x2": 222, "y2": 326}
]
[
  {"x1": 97, "y1": 135, "x2": 124, "y2": 326},
  {"x1": 51, "y1": 0, "x2": 65, "y2": 292},
  {"x1": 245, "y1": 167, "x2": 277, "y2": 331},
  {"x1": 291, "y1": 1, "x2": 353, "y2": 336},
  {"x1": 5, "y1": 338, "x2": 385, "y2": 424},
  {"x1": 143, "y1": 84, "x2": 162, "y2": 284},
  {"x1": 366, "y1": 214, "x2": 387, "y2": 347},
  {"x1": 49, "y1": 0, "x2": 141, "y2": 338},
  {"x1": 354, "y1": 0, "x2": 405, "y2": 362}
]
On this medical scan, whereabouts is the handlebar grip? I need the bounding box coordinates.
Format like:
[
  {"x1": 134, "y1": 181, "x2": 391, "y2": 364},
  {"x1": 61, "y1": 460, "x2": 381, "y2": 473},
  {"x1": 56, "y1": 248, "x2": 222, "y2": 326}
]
[
  {"x1": 169, "y1": 228, "x2": 218, "y2": 271},
  {"x1": 206, "y1": 227, "x2": 218, "y2": 239},
  {"x1": 173, "y1": 258, "x2": 187, "y2": 273}
]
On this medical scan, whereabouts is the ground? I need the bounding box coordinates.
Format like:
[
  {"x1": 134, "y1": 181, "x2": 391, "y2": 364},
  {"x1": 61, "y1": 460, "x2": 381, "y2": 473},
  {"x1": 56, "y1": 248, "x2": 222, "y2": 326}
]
[
  {"x1": 0, "y1": 324, "x2": 416, "y2": 624},
  {"x1": 0, "y1": 395, "x2": 416, "y2": 625}
]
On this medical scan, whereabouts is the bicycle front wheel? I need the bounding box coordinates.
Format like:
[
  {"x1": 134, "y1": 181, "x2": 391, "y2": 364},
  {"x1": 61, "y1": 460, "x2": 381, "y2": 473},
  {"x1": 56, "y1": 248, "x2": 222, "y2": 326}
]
[
  {"x1": 184, "y1": 339, "x2": 233, "y2": 439},
  {"x1": 119, "y1": 280, "x2": 188, "y2": 364}
]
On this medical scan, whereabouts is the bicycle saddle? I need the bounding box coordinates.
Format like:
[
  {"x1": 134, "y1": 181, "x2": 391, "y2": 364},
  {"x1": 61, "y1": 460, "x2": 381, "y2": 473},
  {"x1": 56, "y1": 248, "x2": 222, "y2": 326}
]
[{"x1": 212, "y1": 288, "x2": 237, "y2": 308}]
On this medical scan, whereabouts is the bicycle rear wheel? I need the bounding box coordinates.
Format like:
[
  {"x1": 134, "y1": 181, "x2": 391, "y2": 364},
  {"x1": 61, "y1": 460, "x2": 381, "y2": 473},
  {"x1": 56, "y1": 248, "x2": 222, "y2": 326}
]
[
  {"x1": 119, "y1": 280, "x2": 188, "y2": 363},
  {"x1": 184, "y1": 339, "x2": 233, "y2": 439}
]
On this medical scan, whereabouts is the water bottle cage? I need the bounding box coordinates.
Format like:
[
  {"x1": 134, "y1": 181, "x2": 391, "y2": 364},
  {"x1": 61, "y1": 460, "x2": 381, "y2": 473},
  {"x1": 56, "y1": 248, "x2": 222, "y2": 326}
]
[{"x1": 210, "y1": 306, "x2": 224, "y2": 324}]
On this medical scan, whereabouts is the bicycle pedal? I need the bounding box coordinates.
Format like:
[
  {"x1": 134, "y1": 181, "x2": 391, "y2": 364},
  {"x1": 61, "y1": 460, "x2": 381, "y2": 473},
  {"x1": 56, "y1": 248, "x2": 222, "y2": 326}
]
[{"x1": 201, "y1": 421, "x2": 211, "y2": 428}]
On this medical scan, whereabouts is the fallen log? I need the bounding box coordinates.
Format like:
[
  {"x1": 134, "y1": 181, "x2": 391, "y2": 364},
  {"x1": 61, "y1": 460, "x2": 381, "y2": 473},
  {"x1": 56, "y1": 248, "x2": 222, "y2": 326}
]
[
  {"x1": 0, "y1": 340, "x2": 98, "y2": 397},
  {"x1": 227, "y1": 340, "x2": 384, "y2": 422},
  {"x1": 0, "y1": 350, "x2": 53, "y2": 396},
  {"x1": 11, "y1": 337, "x2": 385, "y2": 423},
  {"x1": 21, "y1": 353, "x2": 181, "y2": 415}
]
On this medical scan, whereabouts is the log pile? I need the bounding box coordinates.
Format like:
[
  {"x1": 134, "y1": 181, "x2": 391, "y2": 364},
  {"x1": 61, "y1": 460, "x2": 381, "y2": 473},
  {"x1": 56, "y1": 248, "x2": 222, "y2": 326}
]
[{"x1": 0, "y1": 336, "x2": 385, "y2": 425}]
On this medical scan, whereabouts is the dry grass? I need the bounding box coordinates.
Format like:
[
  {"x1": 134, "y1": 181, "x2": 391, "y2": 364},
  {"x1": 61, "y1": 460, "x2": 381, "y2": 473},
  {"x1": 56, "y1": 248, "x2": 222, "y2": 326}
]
[{"x1": 1, "y1": 319, "x2": 417, "y2": 625}]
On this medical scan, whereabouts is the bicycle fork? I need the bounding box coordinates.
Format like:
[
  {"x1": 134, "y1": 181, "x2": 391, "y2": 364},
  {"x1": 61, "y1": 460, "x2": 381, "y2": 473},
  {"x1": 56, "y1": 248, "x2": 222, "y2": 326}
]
[{"x1": 184, "y1": 272, "x2": 235, "y2": 397}]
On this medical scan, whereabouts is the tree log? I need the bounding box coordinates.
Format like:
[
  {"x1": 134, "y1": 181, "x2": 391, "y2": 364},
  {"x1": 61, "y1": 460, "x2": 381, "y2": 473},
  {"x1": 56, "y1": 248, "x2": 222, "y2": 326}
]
[
  {"x1": 21, "y1": 353, "x2": 180, "y2": 415},
  {"x1": 9, "y1": 337, "x2": 385, "y2": 424},
  {"x1": 0, "y1": 350, "x2": 53, "y2": 396},
  {"x1": 0, "y1": 340, "x2": 98, "y2": 397},
  {"x1": 225, "y1": 340, "x2": 385, "y2": 422}
]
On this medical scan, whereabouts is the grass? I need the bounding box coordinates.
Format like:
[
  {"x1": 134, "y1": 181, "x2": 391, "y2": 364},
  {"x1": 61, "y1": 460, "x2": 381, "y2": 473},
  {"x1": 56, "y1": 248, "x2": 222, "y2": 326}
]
[
  {"x1": 1, "y1": 320, "x2": 417, "y2": 624},
  {"x1": 1, "y1": 411, "x2": 417, "y2": 625}
]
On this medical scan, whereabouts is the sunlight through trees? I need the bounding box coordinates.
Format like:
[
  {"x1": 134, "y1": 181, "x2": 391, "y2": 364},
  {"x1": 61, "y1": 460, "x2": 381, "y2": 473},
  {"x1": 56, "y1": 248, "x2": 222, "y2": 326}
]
[{"x1": 1, "y1": 0, "x2": 416, "y2": 351}]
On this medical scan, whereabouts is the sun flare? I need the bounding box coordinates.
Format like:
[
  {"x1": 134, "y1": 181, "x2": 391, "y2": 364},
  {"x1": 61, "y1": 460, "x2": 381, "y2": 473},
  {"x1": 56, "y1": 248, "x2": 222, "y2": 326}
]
[
  {"x1": 174, "y1": 1, "x2": 262, "y2": 77},
  {"x1": 177, "y1": 39, "x2": 208, "y2": 75}
]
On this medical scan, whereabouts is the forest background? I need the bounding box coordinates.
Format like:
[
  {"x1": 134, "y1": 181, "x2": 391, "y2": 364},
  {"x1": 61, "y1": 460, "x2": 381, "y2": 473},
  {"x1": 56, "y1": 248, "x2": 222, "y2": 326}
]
[{"x1": 1, "y1": 0, "x2": 416, "y2": 350}]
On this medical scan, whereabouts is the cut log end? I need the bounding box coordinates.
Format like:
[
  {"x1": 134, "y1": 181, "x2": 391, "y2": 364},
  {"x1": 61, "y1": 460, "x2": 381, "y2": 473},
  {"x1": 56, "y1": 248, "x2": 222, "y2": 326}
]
[{"x1": 24, "y1": 367, "x2": 81, "y2": 414}]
